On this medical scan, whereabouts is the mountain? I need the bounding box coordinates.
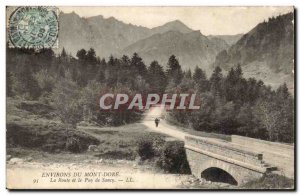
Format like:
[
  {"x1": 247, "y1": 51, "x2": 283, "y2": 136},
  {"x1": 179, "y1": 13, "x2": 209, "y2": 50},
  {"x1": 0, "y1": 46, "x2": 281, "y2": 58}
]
[
  {"x1": 59, "y1": 13, "x2": 194, "y2": 58},
  {"x1": 151, "y1": 20, "x2": 193, "y2": 34},
  {"x1": 124, "y1": 30, "x2": 229, "y2": 71},
  {"x1": 208, "y1": 34, "x2": 243, "y2": 46},
  {"x1": 213, "y1": 12, "x2": 294, "y2": 90},
  {"x1": 58, "y1": 12, "x2": 152, "y2": 57},
  {"x1": 59, "y1": 12, "x2": 229, "y2": 71}
]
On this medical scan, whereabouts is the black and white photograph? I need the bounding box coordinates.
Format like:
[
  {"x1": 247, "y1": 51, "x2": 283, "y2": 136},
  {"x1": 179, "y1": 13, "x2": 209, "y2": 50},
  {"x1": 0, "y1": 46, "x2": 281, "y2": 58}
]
[{"x1": 5, "y1": 5, "x2": 295, "y2": 190}]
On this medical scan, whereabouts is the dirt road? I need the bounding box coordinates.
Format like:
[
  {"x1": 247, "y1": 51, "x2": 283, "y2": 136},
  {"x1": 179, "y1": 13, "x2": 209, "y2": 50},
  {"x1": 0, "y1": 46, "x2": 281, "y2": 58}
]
[{"x1": 143, "y1": 105, "x2": 187, "y2": 140}]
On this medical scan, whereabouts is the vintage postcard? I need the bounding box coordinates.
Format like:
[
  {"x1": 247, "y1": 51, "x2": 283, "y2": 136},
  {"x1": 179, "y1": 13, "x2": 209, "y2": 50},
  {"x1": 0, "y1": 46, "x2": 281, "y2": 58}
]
[{"x1": 6, "y1": 6, "x2": 295, "y2": 190}]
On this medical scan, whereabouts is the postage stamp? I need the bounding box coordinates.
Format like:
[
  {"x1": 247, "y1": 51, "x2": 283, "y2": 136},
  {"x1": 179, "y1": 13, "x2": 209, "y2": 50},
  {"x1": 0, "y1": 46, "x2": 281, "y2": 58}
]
[{"x1": 8, "y1": 6, "x2": 59, "y2": 49}]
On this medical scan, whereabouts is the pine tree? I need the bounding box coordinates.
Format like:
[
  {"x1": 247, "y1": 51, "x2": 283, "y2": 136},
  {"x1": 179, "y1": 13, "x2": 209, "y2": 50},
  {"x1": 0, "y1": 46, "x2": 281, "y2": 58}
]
[
  {"x1": 147, "y1": 61, "x2": 167, "y2": 93},
  {"x1": 86, "y1": 48, "x2": 97, "y2": 64},
  {"x1": 192, "y1": 66, "x2": 209, "y2": 92},
  {"x1": 76, "y1": 49, "x2": 87, "y2": 61},
  {"x1": 210, "y1": 66, "x2": 223, "y2": 95},
  {"x1": 13, "y1": 64, "x2": 41, "y2": 99},
  {"x1": 131, "y1": 53, "x2": 147, "y2": 78},
  {"x1": 185, "y1": 69, "x2": 192, "y2": 79},
  {"x1": 166, "y1": 55, "x2": 183, "y2": 85},
  {"x1": 61, "y1": 47, "x2": 67, "y2": 58}
]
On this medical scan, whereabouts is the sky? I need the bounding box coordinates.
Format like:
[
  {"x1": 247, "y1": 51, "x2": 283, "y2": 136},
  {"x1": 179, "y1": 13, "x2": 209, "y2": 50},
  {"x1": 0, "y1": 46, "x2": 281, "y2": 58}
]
[{"x1": 59, "y1": 6, "x2": 293, "y2": 35}]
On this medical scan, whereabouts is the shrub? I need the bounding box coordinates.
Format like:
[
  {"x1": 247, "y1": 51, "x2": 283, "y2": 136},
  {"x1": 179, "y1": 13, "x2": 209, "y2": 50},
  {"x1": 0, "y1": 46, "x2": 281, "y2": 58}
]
[
  {"x1": 52, "y1": 72, "x2": 83, "y2": 129},
  {"x1": 137, "y1": 134, "x2": 165, "y2": 161},
  {"x1": 137, "y1": 139, "x2": 155, "y2": 160},
  {"x1": 65, "y1": 137, "x2": 82, "y2": 153},
  {"x1": 241, "y1": 173, "x2": 294, "y2": 189},
  {"x1": 156, "y1": 141, "x2": 191, "y2": 174},
  {"x1": 7, "y1": 121, "x2": 99, "y2": 153}
]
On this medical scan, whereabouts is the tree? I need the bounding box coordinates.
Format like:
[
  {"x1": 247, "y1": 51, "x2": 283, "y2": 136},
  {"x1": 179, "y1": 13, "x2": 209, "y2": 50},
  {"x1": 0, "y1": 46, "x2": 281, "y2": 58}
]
[
  {"x1": 166, "y1": 55, "x2": 183, "y2": 85},
  {"x1": 118, "y1": 55, "x2": 131, "y2": 85},
  {"x1": 13, "y1": 64, "x2": 41, "y2": 100},
  {"x1": 193, "y1": 66, "x2": 209, "y2": 92},
  {"x1": 86, "y1": 48, "x2": 98, "y2": 79},
  {"x1": 34, "y1": 69, "x2": 56, "y2": 93},
  {"x1": 235, "y1": 103, "x2": 267, "y2": 138},
  {"x1": 81, "y1": 80, "x2": 102, "y2": 122},
  {"x1": 210, "y1": 66, "x2": 223, "y2": 95},
  {"x1": 105, "y1": 55, "x2": 118, "y2": 87},
  {"x1": 86, "y1": 48, "x2": 97, "y2": 64},
  {"x1": 131, "y1": 53, "x2": 147, "y2": 78},
  {"x1": 52, "y1": 72, "x2": 83, "y2": 129},
  {"x1": 276, "y1": 83, "x2": 290, "y2": 101},
  {"x1": 147, "y1": 61, "x2": 167, "y2": 93},
  {"x1": 61, "y1": 47, "x2": 67, "y2": 58},
  {"x1": 254, "y1": 88, "x2": 294, "y2": 143},
  {"x1": 224, "y1": 65, "x2": 247, "y2": 103},
  {"x1": 76, "y1": 49, "x2": 87, "y2": 60},
  {"x1": 185, "y1": 69, "x2": 192, "y2": 79},
  {"x1": 7, "y1": 71, "x2": 14, "y2": 97}
]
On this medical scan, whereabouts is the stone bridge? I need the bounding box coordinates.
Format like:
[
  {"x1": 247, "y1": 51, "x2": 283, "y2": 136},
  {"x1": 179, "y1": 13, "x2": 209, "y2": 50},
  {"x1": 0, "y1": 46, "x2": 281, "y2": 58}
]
[{"x1": 184, "y1": 135, "x2": 279, "y2": 185}]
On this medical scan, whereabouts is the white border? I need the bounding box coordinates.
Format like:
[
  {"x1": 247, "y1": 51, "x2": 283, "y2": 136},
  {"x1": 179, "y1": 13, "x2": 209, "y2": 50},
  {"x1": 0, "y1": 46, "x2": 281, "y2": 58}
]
[{"x1": 1, "y1": 0, "x2": 298, "y2": 195}]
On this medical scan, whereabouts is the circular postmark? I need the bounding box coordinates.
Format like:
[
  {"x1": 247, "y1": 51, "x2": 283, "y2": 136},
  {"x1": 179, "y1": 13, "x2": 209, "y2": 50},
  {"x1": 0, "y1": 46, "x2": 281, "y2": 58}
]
[{"x1": 9, "y1": 6, "x2": 59, "y2": 49}]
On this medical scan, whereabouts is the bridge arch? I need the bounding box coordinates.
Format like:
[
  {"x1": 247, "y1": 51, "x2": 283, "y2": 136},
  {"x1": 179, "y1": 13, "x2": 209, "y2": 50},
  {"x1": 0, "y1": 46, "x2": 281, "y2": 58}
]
[
  {"x1": 198, "y1": 158, "x2": 243, "y2": 185},
  {"x1": 185, "y1": 136, "x2": 268, "y2": 186},
  {"x1": 201, "y1": 167, "x2": 238, "y2": 185}
]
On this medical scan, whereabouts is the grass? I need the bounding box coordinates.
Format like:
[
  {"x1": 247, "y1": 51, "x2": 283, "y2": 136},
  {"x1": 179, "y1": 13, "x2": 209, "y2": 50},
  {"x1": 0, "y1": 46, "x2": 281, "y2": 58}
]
[
  {"x1": 6, "y1": 98, "x2": 168, "y2": 161},
  {"x1": 78, "y1": 124, "x2": 167, "y2": 160},
  {"x1": 241, "y1": 173, "x2": 294, "y2": 189}
]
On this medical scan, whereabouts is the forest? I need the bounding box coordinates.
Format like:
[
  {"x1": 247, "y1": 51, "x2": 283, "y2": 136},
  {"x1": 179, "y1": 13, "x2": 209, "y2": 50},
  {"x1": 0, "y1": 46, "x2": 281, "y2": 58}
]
[{"x1": 6, "y1": 46, "x2": 294, "y2": 143}]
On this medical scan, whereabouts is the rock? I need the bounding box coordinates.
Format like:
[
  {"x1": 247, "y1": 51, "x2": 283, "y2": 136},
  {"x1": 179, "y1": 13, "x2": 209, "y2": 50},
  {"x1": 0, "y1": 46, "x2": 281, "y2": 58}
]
[
  {"x1": 117, "y1": 160, "x2": 124, "y2": 163},
  {"x1": 191, "y1": 178, "x2": 199, "y2": 183},
  {"x1": 95, "y1": 159, "x2": 103, "y2": 164},
  {"x1": 6, "y1": 155, "x2": 12, "y2": 161},
  {"x1": 9, "y1": 158, "x2": 24, "y2": 164},
  {"x1": 88, "y1": 145, "x2": 98, "y2": 152},
  {"x1": 25, "y1": 157, "x2": 33, "y2": 162}
]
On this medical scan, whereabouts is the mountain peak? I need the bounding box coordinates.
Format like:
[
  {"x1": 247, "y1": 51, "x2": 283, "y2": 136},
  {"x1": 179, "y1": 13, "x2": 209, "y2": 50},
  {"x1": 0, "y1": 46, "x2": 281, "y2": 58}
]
[
  {"x1": 60, "y1": 11, "x2": 80, "y2": 18},
  {"x1": 151, "y1": 20, "x2": 193, "y2": 34},
  {"x1": 167, "y1": 19, "x2": 185, "y2": 25}
]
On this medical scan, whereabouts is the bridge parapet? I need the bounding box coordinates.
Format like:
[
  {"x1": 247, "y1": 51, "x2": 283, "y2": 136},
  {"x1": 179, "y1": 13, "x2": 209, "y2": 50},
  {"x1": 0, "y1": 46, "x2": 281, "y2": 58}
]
[
  {"x1": 185, "y1": 135, "x2": 265, "y2": 167},
  {"x1": 231, "y1": 135, "x2": 294, "y2": 179},
  {"x1": 185, "y1": 135, "x2": 277, "y2": 185}
]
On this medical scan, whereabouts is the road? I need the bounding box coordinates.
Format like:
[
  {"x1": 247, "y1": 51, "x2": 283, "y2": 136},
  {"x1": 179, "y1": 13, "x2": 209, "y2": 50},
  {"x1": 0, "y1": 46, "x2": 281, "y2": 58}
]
[{"x1": 142, "y1": 105, "x2": 188, "y2": 140}]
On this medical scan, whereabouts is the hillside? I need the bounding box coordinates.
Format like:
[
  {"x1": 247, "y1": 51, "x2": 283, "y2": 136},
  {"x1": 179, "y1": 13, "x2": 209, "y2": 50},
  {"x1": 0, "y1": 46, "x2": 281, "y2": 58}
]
[
  {"x1": 208, "y1": 34, "x2": 243, "y2": 46},
  {"x1": 58, "y1": 12, "x2": 151, "y2": 57},
  {"x1": 124, "y1": 30, "x2": 228, "y2": 71},
  {"x1": 213, "y1": 12, "x2": 294, "y2": 90},
  {"x1": 59, "y1": 13, "x2": 195, "y2": 57},
  {"x1": 59, "y1": 12, "x2": 229, "y2": 71}
]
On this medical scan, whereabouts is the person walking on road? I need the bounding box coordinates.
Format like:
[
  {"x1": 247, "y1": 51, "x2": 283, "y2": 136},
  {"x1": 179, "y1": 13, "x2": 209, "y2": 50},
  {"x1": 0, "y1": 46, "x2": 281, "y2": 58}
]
[{"x1": 155, "y1": 118, "x2": 160, "y2": 127}]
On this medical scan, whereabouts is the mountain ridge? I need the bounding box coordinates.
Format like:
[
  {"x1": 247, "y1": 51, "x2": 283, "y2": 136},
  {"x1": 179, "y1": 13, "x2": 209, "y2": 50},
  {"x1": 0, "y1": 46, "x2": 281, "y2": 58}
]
[
  {"x1": 212, "y1": 12, "x2": 294, "y2": 90},
  {"x1": 58, "y1": 12, "x2": 229, "y2": 71},
  {"x1": 123, "y1": 30, "x2": 229, "y2": 71}
]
